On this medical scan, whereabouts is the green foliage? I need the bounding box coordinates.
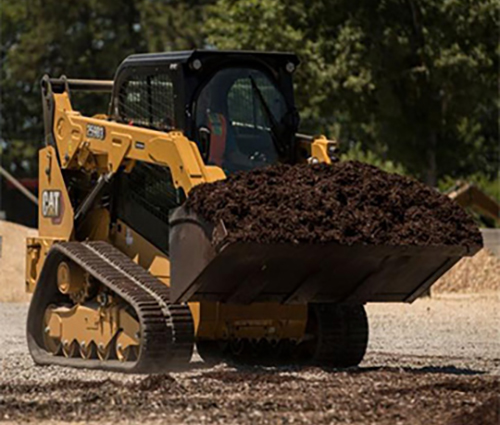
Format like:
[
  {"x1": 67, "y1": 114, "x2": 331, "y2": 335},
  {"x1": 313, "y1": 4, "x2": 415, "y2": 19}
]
[
  {"x1": 140, "y1": 0, "x2": 214, "y2": 51},
  {"x1": 0, "y1": 139, "x2": 38, "y2": 177},
  {"x1": 341, "y1": 142, "x2": 407, "y2": 176},
  {"x1": 1, "y1": 0, "x2": 147, "y2": 139}
]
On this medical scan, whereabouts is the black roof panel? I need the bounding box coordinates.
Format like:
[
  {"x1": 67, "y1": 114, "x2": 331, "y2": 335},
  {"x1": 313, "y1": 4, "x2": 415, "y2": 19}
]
[{"x1": 120, "y1": 49, "x2": 299, "y2": 68}]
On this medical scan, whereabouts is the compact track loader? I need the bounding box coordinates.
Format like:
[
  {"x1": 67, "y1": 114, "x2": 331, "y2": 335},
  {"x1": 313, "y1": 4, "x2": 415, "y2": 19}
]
[{"x1": 26, "y1": 50, "x2": 479, "y2": 372}]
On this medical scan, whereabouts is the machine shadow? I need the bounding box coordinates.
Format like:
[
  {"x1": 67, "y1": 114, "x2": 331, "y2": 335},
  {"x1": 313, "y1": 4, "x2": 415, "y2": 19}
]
[
  {"x1": 342, "y1": 365, "x2": 486, "y2": 376},
  {"x1": 195, "y1": 361, "x2": 486, "y2": 377}
]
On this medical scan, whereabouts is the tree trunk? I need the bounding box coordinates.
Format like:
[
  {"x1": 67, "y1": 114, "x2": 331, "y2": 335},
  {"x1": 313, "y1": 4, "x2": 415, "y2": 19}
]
[{"x1": 425, "y1": 132, "x2": 437, "y2": 187}]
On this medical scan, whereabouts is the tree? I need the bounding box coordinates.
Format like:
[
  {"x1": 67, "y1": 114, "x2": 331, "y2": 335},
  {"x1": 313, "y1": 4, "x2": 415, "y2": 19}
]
[
  {"x1": 0, "y1": 0, "x2": 213, "y2": 176},
  {"x1": 1, "y1": 0, "x2": 148, "y2": 143},
  {"x1": 140, "y1": 0, "x2": 214, "y2": 52}
]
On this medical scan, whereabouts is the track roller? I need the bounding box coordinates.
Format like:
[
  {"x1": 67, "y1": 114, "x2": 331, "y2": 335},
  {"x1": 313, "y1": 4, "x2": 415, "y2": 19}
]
[
  {"x1": 62, "y1": 340, "x2": 79, "y2": 358},
  {"x1": 79, "y1": 341, "x2": 97, "y2": 359}
]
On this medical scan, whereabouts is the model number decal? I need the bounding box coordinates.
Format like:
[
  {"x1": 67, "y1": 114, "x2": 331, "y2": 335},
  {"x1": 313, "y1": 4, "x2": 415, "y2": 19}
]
[
  {"x1": 42, "y1": 190, "x2": 62, "y2": 218},
  {"x1": 86, "y1": 124, "x2": 105, "y2": 140}
]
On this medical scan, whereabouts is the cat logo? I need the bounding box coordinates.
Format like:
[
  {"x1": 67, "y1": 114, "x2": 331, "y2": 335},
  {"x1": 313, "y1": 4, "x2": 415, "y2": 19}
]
[{"x1": 41, "y1": 190, "x2": 62, "y2": 218}]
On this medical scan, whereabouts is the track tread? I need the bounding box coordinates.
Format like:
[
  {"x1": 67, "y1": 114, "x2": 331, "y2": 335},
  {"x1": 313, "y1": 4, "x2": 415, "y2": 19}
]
[
  {"x1": 27, "y1": 241, "x2": 194, "y2": 373},
  {"x1": 308, "y1": 303, "x2": 369, "y2": 368}
]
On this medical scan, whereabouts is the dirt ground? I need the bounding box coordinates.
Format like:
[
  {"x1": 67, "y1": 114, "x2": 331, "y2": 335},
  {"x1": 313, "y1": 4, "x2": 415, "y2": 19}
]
[
  {"x1": 0, "y1": 295, "x2": 498, "y2": 425},
  {"x1": 0, "y1": 220, "x2": 36, "y2": 303}
]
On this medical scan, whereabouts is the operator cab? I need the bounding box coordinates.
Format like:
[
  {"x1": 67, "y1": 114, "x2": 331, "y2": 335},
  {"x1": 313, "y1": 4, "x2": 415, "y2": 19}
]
[{"x1": 111, "y1": 50, "x2": 300, "y2": 173}]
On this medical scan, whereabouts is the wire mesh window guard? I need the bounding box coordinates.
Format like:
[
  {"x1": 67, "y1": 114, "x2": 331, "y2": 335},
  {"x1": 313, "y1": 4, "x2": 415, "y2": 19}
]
[
  {"x1": 127, "y1": 162, "x2": 179, "y2": 223},
  {"x1": 118, "y1": 73, "x2": 175, "y2": 131}
]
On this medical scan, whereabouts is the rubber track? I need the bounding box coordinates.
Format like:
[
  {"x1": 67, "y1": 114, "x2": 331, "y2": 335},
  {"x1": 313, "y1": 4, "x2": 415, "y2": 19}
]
[{"x1": 27, "y1": 241, "x2": 194, "y2": 373}]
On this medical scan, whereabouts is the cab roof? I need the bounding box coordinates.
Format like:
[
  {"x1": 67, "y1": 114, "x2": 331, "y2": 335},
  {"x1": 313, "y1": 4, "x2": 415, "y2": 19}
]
[{"x1": 119, "y1": 50, "x2": 300, "y2": 69}]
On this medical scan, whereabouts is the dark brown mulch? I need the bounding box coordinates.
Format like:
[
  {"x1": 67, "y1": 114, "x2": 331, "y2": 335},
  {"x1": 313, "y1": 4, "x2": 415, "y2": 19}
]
[
  {"x1": 0, "y1": 369, "x2": 497, "y2": 424},
  {"x1": 185, "y1": 161, "x2": 483, "y2": 247},
  {"x1": 448, "y1": 395, "x2": 500, "y2": 425}
]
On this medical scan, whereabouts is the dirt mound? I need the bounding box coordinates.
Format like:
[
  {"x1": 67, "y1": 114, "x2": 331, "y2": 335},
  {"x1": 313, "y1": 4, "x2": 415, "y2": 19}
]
[
  {"x1": 433, "y1": 248, "x2": 500, "y2": 294},
  {"x1": 186, "y1": 161, "x2": 482, "y2": 247},
  {"x1": 0, "y1": 220, "x2": 37, "y2": 302}
]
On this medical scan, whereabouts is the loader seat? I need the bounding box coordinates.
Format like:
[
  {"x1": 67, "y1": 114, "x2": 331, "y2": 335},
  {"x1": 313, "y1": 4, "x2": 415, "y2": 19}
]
[{"x1": 207, "y1": 112, "x2": 227, "y2": 167}]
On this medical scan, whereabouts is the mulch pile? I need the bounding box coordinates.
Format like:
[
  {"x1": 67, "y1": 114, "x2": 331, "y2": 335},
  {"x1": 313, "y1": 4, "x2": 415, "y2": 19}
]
[
  {"x1": 432, "y1": 248, "x2": 500, "y2": 294},
  {"x1": 186, "y1": 161, "x2": 483, "y2": 247}
]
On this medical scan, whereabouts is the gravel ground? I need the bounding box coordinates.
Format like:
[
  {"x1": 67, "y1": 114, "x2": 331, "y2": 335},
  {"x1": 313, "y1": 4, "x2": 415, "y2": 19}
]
[{"x1": 1, "y1": 295, "x2": 499, "y2": 424}]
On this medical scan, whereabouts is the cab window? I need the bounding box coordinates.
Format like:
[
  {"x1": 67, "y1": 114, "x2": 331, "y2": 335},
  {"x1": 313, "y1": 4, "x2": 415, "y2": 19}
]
[{"x1": 195, "y1": 68, "x2": 288, "y2": 173}]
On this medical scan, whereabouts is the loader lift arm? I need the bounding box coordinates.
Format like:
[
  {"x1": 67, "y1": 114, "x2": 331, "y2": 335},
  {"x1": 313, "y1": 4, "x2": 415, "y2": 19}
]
[{"x1": 43, "y1": 77, "x2": 226, "y2": 193}]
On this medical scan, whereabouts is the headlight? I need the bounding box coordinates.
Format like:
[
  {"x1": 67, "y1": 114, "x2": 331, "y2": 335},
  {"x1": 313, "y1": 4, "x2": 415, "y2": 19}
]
[{"x1": 191, "y1": 59, "x2": 202, "y2": 70}]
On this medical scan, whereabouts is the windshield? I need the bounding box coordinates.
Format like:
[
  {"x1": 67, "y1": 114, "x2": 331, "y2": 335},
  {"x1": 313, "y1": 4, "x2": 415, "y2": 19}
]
[{"x1": 195, "y1": 67, "x2": 289, "y2": 173}]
